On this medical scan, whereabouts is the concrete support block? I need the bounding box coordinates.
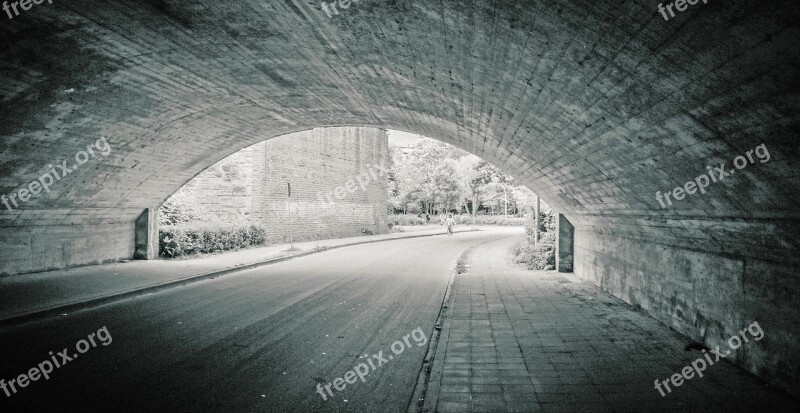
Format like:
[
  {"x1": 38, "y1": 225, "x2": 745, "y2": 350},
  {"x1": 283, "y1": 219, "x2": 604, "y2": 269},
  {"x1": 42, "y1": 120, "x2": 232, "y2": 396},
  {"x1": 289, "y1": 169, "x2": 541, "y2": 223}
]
[
  {"x1": 557, "y1": 213, "x2": 574, "y2": 273},
  {"x1": 0, "y1": 208, "x2": 138, "y2": 275},
  {"x1": 134, "y1": 208, "x2": 158, "y2": 260}
]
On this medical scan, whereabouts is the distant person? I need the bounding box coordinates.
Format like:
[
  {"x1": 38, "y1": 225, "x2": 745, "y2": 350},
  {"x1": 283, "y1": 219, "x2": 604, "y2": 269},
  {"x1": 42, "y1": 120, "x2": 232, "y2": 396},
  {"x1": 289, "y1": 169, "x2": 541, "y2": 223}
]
[
  {"x1": 445, "y1": 213, "x2": 456, "y2": 235},
  {"x1": 425, "y1": 213, "x2": 430, "y2": 223}
]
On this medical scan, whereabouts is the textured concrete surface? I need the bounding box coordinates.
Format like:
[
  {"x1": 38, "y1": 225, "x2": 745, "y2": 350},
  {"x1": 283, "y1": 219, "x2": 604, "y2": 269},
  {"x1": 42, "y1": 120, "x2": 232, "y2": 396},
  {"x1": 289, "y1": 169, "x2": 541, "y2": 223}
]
[
  {"x1": 426, "y1": 236, "x2": 800, "y2": 412},
  {"x1": 574, "y1": 228, "x2": 800, "y2": 396},
  {"x1": 0, "y1": 0, "x2": 798, "y2": 397}
]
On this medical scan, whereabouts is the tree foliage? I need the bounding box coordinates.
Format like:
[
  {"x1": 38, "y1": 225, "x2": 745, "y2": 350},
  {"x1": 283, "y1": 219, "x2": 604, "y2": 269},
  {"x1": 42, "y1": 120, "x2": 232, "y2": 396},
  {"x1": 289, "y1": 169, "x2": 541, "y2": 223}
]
[{"x1": 389, "y1": 137, "x2": 548, "y2": 218}]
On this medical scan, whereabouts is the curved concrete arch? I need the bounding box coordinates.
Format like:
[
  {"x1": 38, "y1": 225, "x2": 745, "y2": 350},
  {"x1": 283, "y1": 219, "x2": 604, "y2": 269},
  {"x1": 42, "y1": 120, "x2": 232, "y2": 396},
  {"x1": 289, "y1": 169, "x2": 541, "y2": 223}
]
[
  {"x1": 1, "y1": 0, "x2": 799, "y2": 394},
  {"x1": 1, "y1": 1, "x2": 797, "y2": 223}
]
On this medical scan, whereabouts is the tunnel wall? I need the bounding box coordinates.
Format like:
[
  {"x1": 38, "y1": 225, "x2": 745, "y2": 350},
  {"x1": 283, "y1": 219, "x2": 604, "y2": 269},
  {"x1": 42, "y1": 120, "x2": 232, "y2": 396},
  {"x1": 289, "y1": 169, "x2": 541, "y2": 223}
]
[
  {"x1": 574, "y1": 227, "x2": 800, "y2": 396},
  {"x1": 0, "y1": 209, "x2": 138, "y2": 276}
]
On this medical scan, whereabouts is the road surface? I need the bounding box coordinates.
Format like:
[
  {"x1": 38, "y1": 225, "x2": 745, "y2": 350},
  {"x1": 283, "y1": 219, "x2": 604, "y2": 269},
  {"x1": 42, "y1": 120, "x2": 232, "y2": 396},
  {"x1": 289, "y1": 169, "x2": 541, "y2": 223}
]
[{"x1": 0, "y1": 227, "x2": 522, "y2": 412}]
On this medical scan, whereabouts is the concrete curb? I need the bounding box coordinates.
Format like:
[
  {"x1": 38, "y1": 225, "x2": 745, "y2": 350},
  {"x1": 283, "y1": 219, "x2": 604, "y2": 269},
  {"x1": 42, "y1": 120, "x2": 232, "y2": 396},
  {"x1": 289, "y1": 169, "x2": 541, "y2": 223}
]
[
  {"x1": 416, "y1": 249, "x2": 472, "y2": 413},
  {"x1": 0, "y1": 228, "x2": 478, "y2": 329},
  {"x1": 406, "y1": 248, "x2": 462, "y2": 413}
]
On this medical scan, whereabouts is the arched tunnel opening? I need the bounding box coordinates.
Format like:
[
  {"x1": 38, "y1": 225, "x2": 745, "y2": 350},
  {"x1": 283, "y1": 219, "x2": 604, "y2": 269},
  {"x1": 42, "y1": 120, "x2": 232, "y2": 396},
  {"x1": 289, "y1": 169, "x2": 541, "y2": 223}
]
[
  {"x1": 0, "y1": 0, "x2": 798, "y2": 411},
  {"x1": 150, "y1": 128, "x2": 562, "y2": 265}
]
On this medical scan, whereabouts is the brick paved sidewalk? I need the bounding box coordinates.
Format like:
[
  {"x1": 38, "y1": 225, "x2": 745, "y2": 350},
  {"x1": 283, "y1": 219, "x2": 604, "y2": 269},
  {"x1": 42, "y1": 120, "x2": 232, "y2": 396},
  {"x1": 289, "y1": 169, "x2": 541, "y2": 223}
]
[{"x1": 423, "y1": 236, "x2": 799, "y2": 413}]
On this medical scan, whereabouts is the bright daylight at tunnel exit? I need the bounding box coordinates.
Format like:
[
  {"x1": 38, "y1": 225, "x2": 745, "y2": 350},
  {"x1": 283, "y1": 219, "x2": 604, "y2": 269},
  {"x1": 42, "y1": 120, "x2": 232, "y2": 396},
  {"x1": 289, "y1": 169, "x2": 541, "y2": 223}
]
[{"x1": 0, "y1": 1, "x2": 798, "y2": 412}]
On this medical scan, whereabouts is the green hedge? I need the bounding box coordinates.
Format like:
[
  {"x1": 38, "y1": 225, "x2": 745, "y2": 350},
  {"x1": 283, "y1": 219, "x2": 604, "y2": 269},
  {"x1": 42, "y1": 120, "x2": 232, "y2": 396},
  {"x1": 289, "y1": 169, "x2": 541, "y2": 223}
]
[
  {"x1": 467, "y1": 215, "x2": 526, "y2": 226},
  {"x1": 512, "y1": 211, "x2": 556, "y2": 270},
  {"x1": 159, "y1": 224, "x2": 267, "y2": 258},
  {"x1": 513, "y1": 231, "x2": 556, "y2": 270},
  {"x1": 387, "y1": 214, "x2": 529, "y2": 227},
  {"x1": 387, "y1": 215, "x2": 427, "y2": 227}
]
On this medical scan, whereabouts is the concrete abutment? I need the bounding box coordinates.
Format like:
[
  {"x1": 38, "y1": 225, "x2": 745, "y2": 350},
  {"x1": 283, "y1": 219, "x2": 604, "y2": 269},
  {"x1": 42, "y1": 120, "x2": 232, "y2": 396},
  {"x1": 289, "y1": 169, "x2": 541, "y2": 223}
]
[
  {"x1": 556, "y1": 213, "x2": 575, "y2": 273},
  {"x1": 134, "y1": 208, "x2": 158, "y2": 260}
]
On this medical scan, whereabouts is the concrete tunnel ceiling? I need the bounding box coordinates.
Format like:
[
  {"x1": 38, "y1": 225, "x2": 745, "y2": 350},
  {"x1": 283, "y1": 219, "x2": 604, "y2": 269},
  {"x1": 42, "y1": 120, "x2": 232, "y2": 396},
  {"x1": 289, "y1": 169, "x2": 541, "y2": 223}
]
[{"x1": 0, "y1": 0, "x2": 799, "y2": 265}]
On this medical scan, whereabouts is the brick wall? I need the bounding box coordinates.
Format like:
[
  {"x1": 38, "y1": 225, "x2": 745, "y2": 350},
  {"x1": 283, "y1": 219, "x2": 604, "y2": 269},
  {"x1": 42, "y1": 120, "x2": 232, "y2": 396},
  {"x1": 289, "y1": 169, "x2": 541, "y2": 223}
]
[{"x1": 168, "y1": 127, "x2": 389, "y2": 244}]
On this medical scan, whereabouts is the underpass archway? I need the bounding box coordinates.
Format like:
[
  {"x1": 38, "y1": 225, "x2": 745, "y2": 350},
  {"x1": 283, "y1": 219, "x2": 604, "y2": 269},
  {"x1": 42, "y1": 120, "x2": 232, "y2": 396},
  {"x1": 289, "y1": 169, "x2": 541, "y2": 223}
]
[{"x1": 0, "y1": 0, "x2": 798, "y2": 395}]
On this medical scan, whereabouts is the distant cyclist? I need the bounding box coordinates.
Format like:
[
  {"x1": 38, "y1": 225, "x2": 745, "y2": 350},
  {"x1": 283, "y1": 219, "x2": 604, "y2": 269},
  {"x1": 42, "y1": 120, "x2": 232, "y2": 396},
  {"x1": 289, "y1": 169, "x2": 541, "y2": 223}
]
[{"x1": 445, "y1": 213, "x2": 456, "y2": 235}]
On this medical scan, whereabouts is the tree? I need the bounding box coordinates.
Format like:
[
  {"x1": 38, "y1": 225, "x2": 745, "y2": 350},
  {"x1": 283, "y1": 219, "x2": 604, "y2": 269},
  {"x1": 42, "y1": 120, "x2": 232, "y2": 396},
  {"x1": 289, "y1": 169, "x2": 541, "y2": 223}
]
[
  {"x1": 455, "y1": 154, "x2": 484, "y2": 224},
  {"x1": 388, "y1": 137, "x2": 549, "y2": 224},
  {"x1": 391, "y1": 138, "x2": 464, "y2": 215},
  {"x1": 428, "y1": 159, "x2": 461, "y2": 213},
  {"x1": 474, "y1": 162, "x2": 514, "y2": 216}
]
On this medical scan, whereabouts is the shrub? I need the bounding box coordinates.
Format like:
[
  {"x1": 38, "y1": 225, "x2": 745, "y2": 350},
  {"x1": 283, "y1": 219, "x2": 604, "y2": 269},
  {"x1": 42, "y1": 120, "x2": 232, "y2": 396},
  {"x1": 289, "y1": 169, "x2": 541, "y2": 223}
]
[
  {"x1": 513, "y1": 210, "x2": 556, "y2": 270},
  {"x1": 524, "y1": 210, "x2": 555, "y2": 241},
  {"x1": 387, "y1": 214, "x2": 427, "y2": 226},
  {"x1": 159, "y1": 224, "x2": 267, "y2": 258},
  {"x1": 467, "y1": 215, "x2": 526, "y2": 226},
  {"x1": 158, "y1": 191, "x2": 205, "y2": 226},
  {"x1": 513, "y1": 231, "x2": 556, "y2": 270},
  {"x1": 406, "y1": 204, "x2": 422, "y2": 214}
]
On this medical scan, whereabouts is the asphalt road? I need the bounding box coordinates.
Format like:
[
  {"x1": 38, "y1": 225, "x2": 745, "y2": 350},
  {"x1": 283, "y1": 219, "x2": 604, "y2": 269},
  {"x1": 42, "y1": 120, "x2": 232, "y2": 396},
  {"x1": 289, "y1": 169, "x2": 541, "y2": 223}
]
[{"x1": 0, "y1": 227, "x2": 522, "y2": 412}]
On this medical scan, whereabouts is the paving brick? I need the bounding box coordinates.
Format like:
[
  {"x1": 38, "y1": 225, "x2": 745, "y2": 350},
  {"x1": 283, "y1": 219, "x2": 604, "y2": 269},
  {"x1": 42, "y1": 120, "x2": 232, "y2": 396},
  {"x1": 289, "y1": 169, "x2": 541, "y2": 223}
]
[
  {"x1": 471, "y1": 384, "x2": 504, "y2": 393},
  {"x1": 428, "y1": 237, "x2": 800, "y2": 412}
]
